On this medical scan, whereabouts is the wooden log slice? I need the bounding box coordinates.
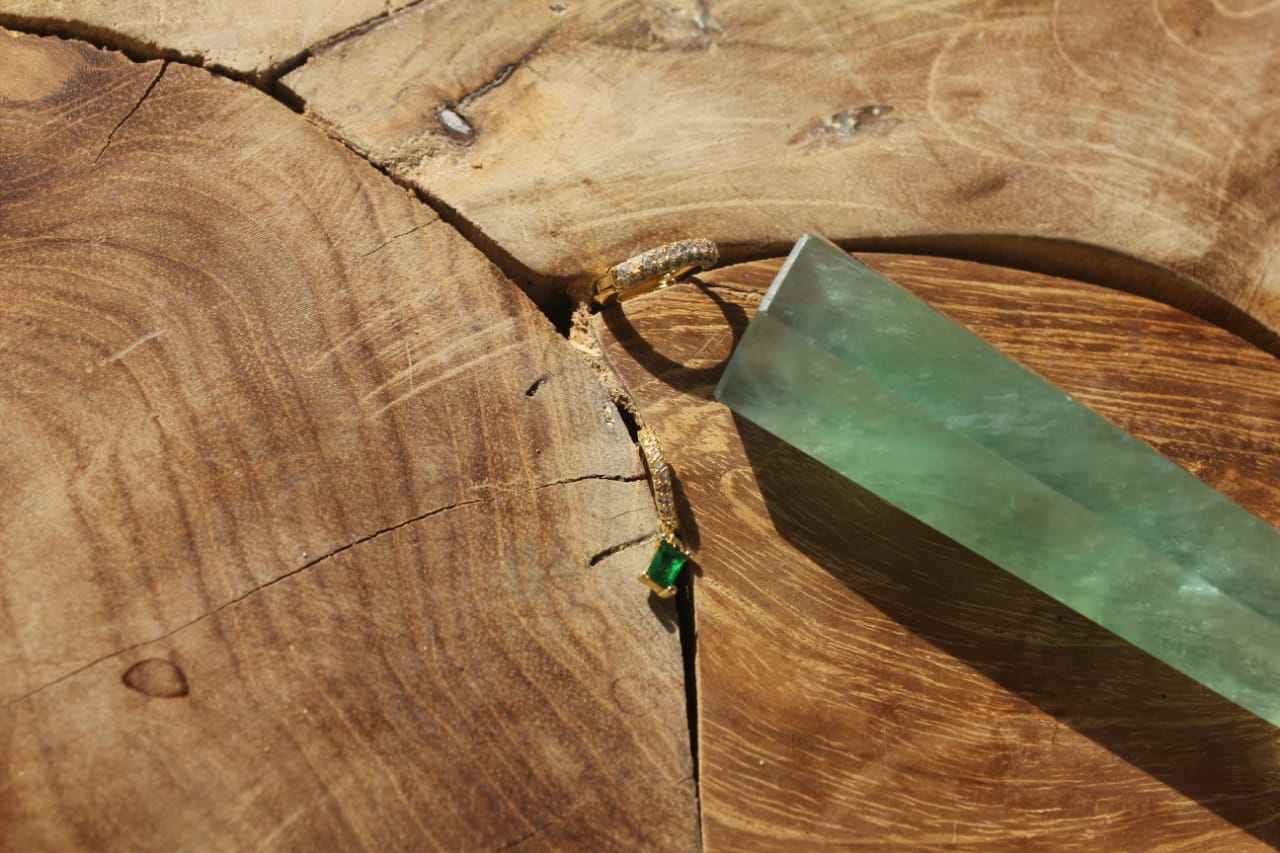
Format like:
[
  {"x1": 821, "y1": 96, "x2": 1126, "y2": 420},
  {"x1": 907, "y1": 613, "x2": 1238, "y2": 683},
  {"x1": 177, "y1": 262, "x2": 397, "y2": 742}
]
[
  {"x1": 282, "y1": 0, "x2": 1280, "y2": 333},
  {"x1": 592, "y1": 254, "x2": 1280, "y2": 850},
  {"x1": 0, "y1": 31, "x2": 696, "y2": 850},
  {"x1": 0, "y1": 0, "x2": 418, "y2": 81}
]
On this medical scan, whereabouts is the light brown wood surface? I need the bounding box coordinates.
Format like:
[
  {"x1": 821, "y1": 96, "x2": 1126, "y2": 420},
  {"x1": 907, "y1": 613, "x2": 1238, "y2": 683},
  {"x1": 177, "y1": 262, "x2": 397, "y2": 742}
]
[
  {"x1": 0, "y1": 31, "x2": 696, "y2": 850},
  {"x1": 0, "y1": 0, "x2": 416, "y2": 81},
  {"x1": 593, "y1": 256, "x2": 1280, "y2": 851},
  {"x1": 280, "y1": 0, "x2": 1280, "y2": 332},
  {"x1": 5, "y1": 1, "x2": 1280, "y2": 849}
]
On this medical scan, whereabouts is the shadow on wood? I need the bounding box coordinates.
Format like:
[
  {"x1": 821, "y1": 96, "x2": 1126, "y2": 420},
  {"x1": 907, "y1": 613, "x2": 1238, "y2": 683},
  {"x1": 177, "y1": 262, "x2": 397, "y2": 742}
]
[
  {"x1": 592, "y1": 254, "x2": 1280, "y2": 849},
  {"x1": 738, "y1": 413, "x2": 1280, "y2": 847},
  {"x1": 598, "y1": 284, "x2": 749, "y2": 401}
]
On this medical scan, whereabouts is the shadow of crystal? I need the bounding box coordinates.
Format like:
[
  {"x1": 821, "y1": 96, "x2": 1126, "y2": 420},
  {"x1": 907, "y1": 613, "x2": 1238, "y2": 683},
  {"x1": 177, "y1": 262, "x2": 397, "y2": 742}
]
[{"x1": 737, "y1": 413, "x2": 1280, "y2": 847}]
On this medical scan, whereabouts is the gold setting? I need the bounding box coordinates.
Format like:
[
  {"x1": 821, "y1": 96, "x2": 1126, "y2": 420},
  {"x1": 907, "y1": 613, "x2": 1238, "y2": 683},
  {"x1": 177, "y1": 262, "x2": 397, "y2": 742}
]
[
  {"x1": 597, "y1": 238, "x2": 713, "y2": 596},
  {"x1": 637, "y1": 426, "x2": 689, "y2": 598},
  {"x1": 594, "y1": 237, "x2": 719, "y2": 304},
  {"x1": 639, "y1": 428, "x2": 678, "y2": 538}
]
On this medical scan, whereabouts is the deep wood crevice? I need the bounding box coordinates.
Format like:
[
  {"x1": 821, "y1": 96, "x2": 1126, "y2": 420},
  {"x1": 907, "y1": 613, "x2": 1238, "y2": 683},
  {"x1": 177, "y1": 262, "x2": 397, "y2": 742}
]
[
  {"x1": 15, "y1": 17, "x2": 1257, "y2": 357},
  {"x1": 0, "y1": 0, "x2": 435, "y2": 88},
  {"x1": 94, "y1": 60, "x2": 167, "y2": 163}
]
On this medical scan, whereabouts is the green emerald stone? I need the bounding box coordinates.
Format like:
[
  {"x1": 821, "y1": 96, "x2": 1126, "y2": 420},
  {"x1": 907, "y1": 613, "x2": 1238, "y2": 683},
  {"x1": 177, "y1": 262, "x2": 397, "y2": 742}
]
[
  {"x1": 646, "y1": 539, "x2": 688, "y2": 590},
  {"x1": 715, "y1": 233, "x2": 1280, "y2": 726}
]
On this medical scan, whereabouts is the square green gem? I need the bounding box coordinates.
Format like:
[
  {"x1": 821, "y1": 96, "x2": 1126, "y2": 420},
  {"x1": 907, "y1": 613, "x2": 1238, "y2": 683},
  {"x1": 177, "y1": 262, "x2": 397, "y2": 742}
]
[{"x1": 646, "y1": 539, "x2": 688, "y2": 589}]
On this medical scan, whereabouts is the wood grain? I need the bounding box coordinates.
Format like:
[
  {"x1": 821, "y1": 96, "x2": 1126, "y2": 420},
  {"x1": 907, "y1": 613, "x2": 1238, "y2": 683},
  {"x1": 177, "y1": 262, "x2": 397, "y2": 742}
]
[
  {"x1": 281, "y1": 0, "x2": 1280, "y2": 333},
  {"x1": 0, "y1": 0, "x2": 416, "y2": 81},
  {"x1": 593, "y1": 255, "x2": 1280, "y2": 850},
  {"x1": 0, "y1": 31, "x2": 696, "y2": 850}
]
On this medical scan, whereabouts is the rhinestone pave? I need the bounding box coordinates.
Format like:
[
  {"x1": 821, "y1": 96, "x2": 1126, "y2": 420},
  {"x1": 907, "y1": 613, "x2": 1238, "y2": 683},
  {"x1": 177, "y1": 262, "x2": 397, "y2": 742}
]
[
  {"x1": 613, "y1": 237, "x2": 718, "y2": 290},
  {"x1": 639, "y1": 428, "x2": 678, "y2": 537},
  {"x1": 637, "y1": 427, "x2": 689, "y2": 597}
]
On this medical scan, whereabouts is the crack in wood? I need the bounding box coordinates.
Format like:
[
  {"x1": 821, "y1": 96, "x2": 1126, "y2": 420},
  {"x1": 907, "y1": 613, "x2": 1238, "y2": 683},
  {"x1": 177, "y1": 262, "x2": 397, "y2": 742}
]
[
  {"x1": 94, "y1": 61, "x2": 167, "y2": 164},
  {"x1": 674, "y1": 560, "x2": 702, "y2": 846},
  {"x1": 0, "y1": 0, "x2": 437, "y2": 89},
  {"x1": 436, "y1": 40, "x2": 547, "y2": 145},
  {"x1": 588, "y1": 532, "x2": 653, "y2": 567},
  {"x1": 0, "y1": 495, "x2": 487, "y2": 710},
  {"x1": 259, "y1": 0, "x2": 439, "y2": 89},
  {"x1": 535, "y1": 471, "x2": 646, "y2": 490},
  {"x1": 494, "y1": 824, "x2": 550, "y2": 852},
  {"x1": 356, "y1": 220, "x2": 434, "y2": 260},
  {"x1": 0, "y1": 14, "x2": 200, "y2": 67},
  {"x1": 459, "y1": 42, "x2": 545, "y2": 108},
  {"x1": 3, "y1": 473, "x2": 652, "y2": 710}
]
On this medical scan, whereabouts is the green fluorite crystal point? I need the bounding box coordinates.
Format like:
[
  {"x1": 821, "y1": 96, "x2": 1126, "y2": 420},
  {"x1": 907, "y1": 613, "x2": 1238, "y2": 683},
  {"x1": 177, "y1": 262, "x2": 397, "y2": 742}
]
[{"x1": 715, "y1": 234, "x2": 1280, "y2": 726}]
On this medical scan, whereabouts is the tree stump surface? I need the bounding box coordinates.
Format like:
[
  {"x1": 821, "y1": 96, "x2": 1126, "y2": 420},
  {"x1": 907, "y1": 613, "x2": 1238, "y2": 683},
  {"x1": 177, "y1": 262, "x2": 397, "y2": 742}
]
[
  {"x1": 0, "y1": 31, "x2": 696, "y2": 851},
  {"x1": 0, "y1": 0, "x2": 418, "y2": 81},
  {"x1": 278, "y1": 0, "x2": 1280, "y2": 333},
  {"x1": 592, "y1": 256, "x2": 1280, "y2": 851},
  {"x1": 4, "y1": 0, "x2": 1280, "y2": 849}
]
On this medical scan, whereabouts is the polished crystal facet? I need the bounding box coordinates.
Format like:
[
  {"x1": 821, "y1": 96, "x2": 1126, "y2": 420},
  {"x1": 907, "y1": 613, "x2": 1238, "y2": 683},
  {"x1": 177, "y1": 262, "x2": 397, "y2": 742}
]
[
  {"x1": 715, "y1": 233, "x2": 1280, "y2": 726},
  {"x1": 645, "y1": 539, "x2": 688, "y2": 591}
]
